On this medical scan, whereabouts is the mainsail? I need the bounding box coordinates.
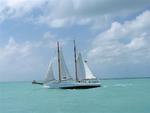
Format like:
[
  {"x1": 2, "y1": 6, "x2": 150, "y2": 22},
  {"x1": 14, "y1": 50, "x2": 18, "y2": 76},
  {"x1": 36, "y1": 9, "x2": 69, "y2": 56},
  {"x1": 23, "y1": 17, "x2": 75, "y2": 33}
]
[
  {"x1": 60, "y1": 49, "x2": 72, "y2": 80},
  {"x1": 77, "y1": 53, "x2": 85, "y2": 80},
  {"x1": 44, "y1": 63, "x2": 55, "y2": 83},
  {"x1": 77, "y1": 53, "x2": 96, "y2": 81}
]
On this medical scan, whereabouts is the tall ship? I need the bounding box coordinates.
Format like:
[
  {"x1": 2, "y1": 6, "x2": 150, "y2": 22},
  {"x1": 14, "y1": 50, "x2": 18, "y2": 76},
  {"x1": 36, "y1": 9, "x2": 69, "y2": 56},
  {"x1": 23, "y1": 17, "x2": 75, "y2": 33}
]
[{"x1": 43, "y1": 41, "x2": 101, "y2": 89}]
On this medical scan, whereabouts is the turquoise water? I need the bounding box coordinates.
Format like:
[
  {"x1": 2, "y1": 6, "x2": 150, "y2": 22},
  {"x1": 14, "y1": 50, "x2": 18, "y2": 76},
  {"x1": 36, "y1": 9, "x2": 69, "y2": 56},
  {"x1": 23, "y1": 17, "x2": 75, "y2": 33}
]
[{"x1": 0, "y1": 79, "x2": 150, "y2": 113}]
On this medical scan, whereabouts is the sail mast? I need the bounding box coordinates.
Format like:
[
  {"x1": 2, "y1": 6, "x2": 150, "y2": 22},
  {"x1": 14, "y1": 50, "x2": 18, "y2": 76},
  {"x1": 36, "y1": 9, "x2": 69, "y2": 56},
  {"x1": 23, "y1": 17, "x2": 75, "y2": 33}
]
[
  {"x1": 57, "y1": 41, "x2": 61, "y2": 82},
  {"x1": 74, "y1": 40, "x2": 78, "y2": 82}
]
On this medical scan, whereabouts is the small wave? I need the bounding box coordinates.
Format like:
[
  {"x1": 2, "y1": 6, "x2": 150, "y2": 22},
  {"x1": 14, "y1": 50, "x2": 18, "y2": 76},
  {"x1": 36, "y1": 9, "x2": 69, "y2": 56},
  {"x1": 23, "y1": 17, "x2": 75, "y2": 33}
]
[
  {"x1": 103, "y1": 85, "x2": 108, "y2": 88},
  {"x1": 113, "y1": 83, "x2": 133, "y2": 87}
]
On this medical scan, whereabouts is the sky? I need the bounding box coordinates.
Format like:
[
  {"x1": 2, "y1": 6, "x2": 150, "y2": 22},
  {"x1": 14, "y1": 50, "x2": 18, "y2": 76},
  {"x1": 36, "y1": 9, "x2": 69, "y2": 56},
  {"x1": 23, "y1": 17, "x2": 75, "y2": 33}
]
[{"x1": 0, "y1": 0, "x2": 150, "y2": 81}]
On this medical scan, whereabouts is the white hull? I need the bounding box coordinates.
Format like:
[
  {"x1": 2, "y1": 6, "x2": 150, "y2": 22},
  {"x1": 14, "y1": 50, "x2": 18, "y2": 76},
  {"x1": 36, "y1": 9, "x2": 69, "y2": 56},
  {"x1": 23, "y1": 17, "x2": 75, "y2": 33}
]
[{"x1": 43, "y1": 80, "x2": 101, "y2": 89}]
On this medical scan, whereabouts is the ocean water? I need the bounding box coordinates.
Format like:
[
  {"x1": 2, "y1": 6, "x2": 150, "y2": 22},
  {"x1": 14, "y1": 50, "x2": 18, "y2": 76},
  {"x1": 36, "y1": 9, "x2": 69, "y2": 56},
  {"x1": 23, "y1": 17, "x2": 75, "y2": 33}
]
[{"x1": 0, "y1": 79, "x2": 150, "y2": 113}]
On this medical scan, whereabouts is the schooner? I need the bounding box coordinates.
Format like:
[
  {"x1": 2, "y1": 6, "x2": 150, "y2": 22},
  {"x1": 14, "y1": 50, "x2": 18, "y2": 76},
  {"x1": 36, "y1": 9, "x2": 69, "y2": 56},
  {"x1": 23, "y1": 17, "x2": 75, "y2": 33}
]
[{"x1": 43, "y1": 41, "x2": 101, "y2": 89}]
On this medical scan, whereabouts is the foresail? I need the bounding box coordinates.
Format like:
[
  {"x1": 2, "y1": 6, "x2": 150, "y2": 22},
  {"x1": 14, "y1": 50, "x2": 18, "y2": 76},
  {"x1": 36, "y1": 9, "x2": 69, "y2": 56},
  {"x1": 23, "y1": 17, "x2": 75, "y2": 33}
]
[
  {"x1": 44, "y1": 63, "x2": 55, "y2": 83},
  {"x1": 60, "y1": 49, "x2": 72, "y2": 80},
  {"x1": 83, "y1": 62, "x2": 96, "y2": 79},
  {"x1": 77, "y1": 53, "x2": 96, "y2": 80}
]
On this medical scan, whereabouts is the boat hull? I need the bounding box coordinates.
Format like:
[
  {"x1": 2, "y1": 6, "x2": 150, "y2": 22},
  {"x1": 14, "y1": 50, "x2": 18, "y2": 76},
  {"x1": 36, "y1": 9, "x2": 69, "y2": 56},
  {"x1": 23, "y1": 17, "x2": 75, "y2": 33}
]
[
  {"x1": 60, "y1": 84, "x2": 100, "y2": 89},
  {"x1": 43, "y1": 81, "x2": 101, "y2": 89}
]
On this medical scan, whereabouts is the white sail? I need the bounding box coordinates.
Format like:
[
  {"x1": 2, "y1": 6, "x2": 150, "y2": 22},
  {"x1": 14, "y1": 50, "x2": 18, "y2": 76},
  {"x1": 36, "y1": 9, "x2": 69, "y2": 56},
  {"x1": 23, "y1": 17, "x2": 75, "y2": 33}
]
[
  {"x1": 77, "y1": 53, "x2": 96, "y2": 81},
  {"x1": 60, "y1": 49, "x2": 72, "y2": 80},
  {"x1": 44, "y1": 63, "x2": 55, "y2": 83},
  {"x1": 83, "y1": 61, "x2": 96, "y2": 79},
  {"x1": 77, "y1": 53, "x2": 86, "y2": 80}
]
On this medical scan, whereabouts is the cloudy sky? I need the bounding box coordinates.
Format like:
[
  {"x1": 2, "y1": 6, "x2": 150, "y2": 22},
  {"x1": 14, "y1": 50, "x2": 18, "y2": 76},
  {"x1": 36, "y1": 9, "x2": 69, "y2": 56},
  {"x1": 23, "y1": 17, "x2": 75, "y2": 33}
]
[{"x1": 0, "y1": 0, "x2": 150, "y2": 81}]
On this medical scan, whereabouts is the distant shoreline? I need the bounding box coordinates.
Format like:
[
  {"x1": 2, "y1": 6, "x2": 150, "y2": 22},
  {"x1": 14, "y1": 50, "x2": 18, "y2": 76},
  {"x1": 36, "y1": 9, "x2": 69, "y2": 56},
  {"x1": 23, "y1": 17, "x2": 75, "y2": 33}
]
[
  {"x1": 0, "y1": 77, "x2": 150, "y2": 83},
  {"x1": 101, "y1": 77, "x2": 150, "y2": 80}
]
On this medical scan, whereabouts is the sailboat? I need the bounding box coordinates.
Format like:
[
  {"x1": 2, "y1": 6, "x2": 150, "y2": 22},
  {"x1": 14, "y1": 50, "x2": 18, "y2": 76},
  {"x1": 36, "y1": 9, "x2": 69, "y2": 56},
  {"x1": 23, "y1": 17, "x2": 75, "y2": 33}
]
[{"x1": 43, "y1": 41, "x2": 101, "y2": 89}]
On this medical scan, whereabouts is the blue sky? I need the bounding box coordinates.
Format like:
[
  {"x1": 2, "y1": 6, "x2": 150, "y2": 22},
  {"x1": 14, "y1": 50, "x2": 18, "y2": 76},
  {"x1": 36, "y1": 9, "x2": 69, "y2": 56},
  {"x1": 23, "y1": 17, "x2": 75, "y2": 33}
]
[{"x1": 0, "y1": 0, "x2": 150, "y2": 81}]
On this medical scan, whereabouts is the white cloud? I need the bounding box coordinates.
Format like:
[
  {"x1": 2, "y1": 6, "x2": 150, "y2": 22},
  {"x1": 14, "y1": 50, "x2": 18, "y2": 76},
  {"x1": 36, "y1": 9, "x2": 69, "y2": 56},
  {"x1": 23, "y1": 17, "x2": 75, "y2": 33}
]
[
  {"x1": 0, "y1": 32, "x2": 69, "y2": 81},
  {"x1": 126, "y1": 37, "x2": 146, "y2": 50},
  {"x1": 0, "y1": 0, "x2": 150, "y2": 79},
  {"x1": 43, "y1": 0, "x2": 149, "y2": 18},
  {"x1": 87, "y1": 10, "x2": 150, "y2": 65},
  {"x1": 0, "y1": 37, "x2": 38, "y2": 81},
  {"x1": 38, "y1": 32, "x2": 68, "y2": 48},
  {"x1": 0, "y1": 0, "x2": 46, "y2": 22},
  {"x1": 37, "y1": 16, "x2": 69, "y2": 28},
  {"x1": 0, "y1": 37, "x2": 31, "y2": 61},
  {"x1": 36, "y1": 0, "x2": 150, "y2": 28},
  {"x1": 0, "y1": 0, "x2": 149, "y2": 28}
]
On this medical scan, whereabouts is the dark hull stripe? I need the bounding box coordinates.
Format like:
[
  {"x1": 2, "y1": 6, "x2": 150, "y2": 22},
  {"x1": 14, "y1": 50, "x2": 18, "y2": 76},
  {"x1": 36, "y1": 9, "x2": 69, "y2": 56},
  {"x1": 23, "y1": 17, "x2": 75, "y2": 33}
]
[
  {"x1": 32, "y1": 82, "x2": 43, "y2": 85},
  {"x1": 60, "y1": 85, "x2": 101, "y2": 89}
]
